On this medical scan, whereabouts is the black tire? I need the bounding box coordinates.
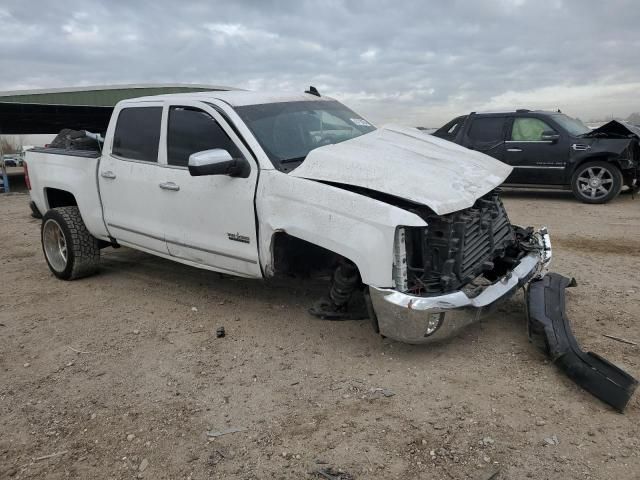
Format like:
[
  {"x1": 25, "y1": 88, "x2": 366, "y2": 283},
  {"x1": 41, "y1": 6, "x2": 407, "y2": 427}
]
[
  {"x1": 570, "y1": 160, "x2": 622, "y2": 204},
  {"x1": 41, "y1": 206, "x2": 100, "y2": 280}
]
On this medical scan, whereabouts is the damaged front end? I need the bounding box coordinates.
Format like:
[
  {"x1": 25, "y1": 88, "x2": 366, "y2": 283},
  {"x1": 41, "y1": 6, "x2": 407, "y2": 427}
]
[
  {"x1": 366, "y1": 192, "x2": 637, "y2": 411},
  {"x1": 369, "y1": 192, "x2": 552, "y2": 344}
]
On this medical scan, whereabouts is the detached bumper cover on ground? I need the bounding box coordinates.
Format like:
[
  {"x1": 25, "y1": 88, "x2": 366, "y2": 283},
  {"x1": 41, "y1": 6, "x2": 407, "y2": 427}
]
[{"x1": 527, "y1": 272, "x2": 638, "y2": 412}]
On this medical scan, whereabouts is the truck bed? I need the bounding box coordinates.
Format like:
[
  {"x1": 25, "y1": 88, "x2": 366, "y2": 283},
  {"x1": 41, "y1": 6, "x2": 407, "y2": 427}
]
[{"x1": 25, "y1": 147, "x2": 109, "y2": 240}]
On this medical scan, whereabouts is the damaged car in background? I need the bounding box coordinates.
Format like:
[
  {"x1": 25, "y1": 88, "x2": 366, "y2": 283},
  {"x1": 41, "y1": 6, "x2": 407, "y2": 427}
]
[
  {"x1": 433, "y1": 110, "x2": 640, "y2": 203},
  {"x1": 23, "y1": 88, "x2": 637, "y2": 410}
]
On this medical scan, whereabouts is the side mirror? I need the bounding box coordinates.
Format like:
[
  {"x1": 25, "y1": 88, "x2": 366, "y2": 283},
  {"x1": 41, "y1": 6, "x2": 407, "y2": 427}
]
[
  {"x1": 541, "y1": 130, "x2": 560, "y2": 143},
  {"x1": 188, "y1": 149, "x2": 249, "y2": 178}
]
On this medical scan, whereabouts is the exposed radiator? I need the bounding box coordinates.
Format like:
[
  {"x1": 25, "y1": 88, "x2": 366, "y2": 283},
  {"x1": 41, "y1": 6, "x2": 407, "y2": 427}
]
[{"x1": 406, "y1": 192, "x2": 517, "y2": 295}]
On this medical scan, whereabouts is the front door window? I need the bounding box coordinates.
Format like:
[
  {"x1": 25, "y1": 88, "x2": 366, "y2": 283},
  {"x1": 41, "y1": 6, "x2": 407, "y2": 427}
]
[{"x1": 511, "y1": 118, "x2": 555, "y2": 141}]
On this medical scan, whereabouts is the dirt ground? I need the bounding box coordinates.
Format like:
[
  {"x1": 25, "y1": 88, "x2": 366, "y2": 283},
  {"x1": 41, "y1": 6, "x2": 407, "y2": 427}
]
[{"x1": 1, "y1": 190, "x2": 639, "y2": 480}]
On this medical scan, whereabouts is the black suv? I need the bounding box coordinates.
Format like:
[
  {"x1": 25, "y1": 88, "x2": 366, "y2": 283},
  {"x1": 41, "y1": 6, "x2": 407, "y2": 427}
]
[{"x1": 433, "y1": 110, "x2": 639, "y2": 203}]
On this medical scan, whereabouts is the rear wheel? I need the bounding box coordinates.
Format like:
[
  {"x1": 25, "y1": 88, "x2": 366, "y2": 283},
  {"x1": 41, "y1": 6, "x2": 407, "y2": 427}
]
[
  {"x1": 571, "y1": 160, "x2": 622, "y2": 204},
  {"x1": 41, "y1": 206, "x2": 100, "y2": 280}
]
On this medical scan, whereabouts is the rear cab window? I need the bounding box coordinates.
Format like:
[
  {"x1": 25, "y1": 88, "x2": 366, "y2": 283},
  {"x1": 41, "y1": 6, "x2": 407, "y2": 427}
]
[{"x1": 112, "y1": 106, "x2": 162, "y2": 162}]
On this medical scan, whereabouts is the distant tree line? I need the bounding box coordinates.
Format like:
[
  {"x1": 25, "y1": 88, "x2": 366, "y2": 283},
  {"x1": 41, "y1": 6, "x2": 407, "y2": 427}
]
[{"x1": 0, "y1": 136, "x2": 23, "y2": 155}]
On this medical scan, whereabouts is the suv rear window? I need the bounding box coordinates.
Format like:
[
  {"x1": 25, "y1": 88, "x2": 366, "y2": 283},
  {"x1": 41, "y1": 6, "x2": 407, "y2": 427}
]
[
  {"x1": 467, "y1": 117, "x2": 506, "y2": 143},
  {"x1": 434, "y1": 115, "x2": 467, "y2": 139},
  {"x1": 112, "y1": 107, "x2": 162, "y2": 162}
]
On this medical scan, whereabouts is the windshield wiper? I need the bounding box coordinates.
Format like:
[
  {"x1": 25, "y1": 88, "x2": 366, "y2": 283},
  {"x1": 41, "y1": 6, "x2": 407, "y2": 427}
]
[{"x1": 280, "y1": 156, "x2": 306, "y2": 164}]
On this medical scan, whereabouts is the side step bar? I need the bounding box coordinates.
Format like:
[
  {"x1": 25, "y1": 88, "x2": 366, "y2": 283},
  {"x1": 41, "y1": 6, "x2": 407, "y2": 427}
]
[{"x1": 527, "y1": 272, "x2": 638, "y2": 412}]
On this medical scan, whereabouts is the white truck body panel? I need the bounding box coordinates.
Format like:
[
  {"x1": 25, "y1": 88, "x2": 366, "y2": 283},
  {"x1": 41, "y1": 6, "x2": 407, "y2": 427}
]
[
  {"x1": 291, "y1": 124, "x2": 512, "y2": 215},
  {"x1": 256, "y1": 170, "x2": 426, "y2": 286},
  {"x1": 26, "y1": 152, "x2": 109, "y2": 240},
  {"x1": 97, "y1": 99, "x2": 263, "y2": 278}
]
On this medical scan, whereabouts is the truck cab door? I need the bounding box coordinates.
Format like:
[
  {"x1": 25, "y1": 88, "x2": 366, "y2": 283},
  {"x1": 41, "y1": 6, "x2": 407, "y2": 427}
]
[
  {"x1": 157, "y1": 102, "x2": 261, "y2": 278},
  {"x1": 503, "y1": 116, "x2": 568, "y2": 185},
  {"x1": 99, "y1": 103, "x2": 169, "y2": 254},
  {"x1": 462, "y1": 115, "x2": 507, "y2": 163}
]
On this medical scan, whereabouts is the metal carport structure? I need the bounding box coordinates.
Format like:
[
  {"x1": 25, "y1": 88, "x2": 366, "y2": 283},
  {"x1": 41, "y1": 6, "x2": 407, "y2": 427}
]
[
  {"x1": 0, "y1": 84, "x2": 236, "y2": 134},
  {"x1": 0, "y1": 84, "x2": 236, "y2": 191}
]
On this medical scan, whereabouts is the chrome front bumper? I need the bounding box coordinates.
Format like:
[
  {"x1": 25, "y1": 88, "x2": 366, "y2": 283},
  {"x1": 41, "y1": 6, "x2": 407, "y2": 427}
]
[{"x1": 370, "y1": 228, "x2": 552, "y2": 344}]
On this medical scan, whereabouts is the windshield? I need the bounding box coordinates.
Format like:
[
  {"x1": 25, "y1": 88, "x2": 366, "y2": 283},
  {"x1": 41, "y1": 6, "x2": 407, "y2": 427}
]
[
  {"x1": 234, "y1": 100, "x2": 375, "y2": 169},
  {"x1": 552, "y1": 114, "x2": 591, "y2": 136}
]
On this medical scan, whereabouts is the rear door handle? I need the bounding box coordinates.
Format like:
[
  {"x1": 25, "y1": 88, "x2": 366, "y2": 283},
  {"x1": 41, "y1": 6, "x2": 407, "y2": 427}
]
[
  {"x1": 159, "y1": 182, "x2": 180, "y2": 191},
  {"x1": 507, "y1": 148, "x2": 523, "y2": 152},
  {"x1": 101, "y1": 170, "x2": 116, "y2": 179}
]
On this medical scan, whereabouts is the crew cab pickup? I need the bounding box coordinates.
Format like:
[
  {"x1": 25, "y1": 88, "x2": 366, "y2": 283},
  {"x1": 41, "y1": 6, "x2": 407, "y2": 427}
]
[
  {"x1": 25, "y1": 89, "x2": 557, "y2": 345},
  {"x1": 433, "y1": 110, "x2": 640, "y2": 203}
]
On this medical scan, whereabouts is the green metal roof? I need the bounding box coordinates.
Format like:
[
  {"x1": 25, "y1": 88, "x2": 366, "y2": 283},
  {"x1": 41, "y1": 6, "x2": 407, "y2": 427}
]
[{"x1": 0, "y1": 84, "x2": 237, "y2": 107}]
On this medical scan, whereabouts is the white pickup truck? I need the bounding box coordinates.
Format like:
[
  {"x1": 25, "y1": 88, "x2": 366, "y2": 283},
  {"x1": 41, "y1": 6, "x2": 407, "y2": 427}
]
[{"x1": 26, "y1": 89, "x2": 553, "y2": 344}]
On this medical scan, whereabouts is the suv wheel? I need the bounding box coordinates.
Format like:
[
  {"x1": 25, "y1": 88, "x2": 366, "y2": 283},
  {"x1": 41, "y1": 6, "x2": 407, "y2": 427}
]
[{"x1": 571, "y1": 160, "x2": 622, "y2": 204}]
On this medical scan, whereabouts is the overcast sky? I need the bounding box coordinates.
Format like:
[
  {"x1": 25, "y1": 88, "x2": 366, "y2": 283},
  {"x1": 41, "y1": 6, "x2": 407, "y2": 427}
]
[{"x1": 1, "y1": 0, "x2": 639, "y2": 126}]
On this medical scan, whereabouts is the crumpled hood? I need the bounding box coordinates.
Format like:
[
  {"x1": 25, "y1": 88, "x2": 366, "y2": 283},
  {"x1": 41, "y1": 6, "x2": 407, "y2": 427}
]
[
  {"x1": 290, "y1": 124, "x2": 512, "y2": 215},
  {"x1": 584, "y1": 120, "x2": 640, "y2": 139}
]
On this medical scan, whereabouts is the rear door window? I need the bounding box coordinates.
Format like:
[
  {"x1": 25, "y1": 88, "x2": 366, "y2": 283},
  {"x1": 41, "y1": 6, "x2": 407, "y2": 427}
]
[
  {"x1": 467, "y1": 117, "x2": 506, "y2": 143},
  {"x1": 112, "y1": 107, "x2": 162, "y2": 162},
  {"x1": 167, "y1": 106, "x2": 242, "y2": 167}
]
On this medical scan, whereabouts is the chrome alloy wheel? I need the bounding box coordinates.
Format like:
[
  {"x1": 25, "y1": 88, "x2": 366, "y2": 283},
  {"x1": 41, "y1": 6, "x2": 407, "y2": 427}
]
[
  {"x1": 576, "y1": 166, "x2": 614, "y2": 200},
  {"x1": 43, "y1": 219, "x2": 68, "y2": 272}
]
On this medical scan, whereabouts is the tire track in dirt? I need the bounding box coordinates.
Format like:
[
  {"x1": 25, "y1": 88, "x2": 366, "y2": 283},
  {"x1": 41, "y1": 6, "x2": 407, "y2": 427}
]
[{"x1": 553, "y1": 236, "x2": 640, "y2": 257}]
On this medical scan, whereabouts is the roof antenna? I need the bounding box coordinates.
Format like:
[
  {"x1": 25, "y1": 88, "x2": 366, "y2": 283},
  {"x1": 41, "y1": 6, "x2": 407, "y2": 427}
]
[{"x1": 305, "y1": 86, "x2": 321, "y2": 97}]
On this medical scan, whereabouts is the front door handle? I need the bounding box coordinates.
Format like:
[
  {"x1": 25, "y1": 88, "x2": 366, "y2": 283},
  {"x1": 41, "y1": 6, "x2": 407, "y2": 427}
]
[
  {"x1": 101, "y1": 170, "x2": 116, "y2": 179},
  {"x1": 507, "y1": 148, "x2": 523, "y2": 152},
  {"x1": 159, "y1": 182, "x2": 180, "y2": 191}
]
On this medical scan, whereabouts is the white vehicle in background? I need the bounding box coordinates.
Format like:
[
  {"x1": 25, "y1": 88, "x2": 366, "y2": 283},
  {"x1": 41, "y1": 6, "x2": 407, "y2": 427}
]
[{"x1": 25, "y1": 88, "x2": 552, "y2": 345}]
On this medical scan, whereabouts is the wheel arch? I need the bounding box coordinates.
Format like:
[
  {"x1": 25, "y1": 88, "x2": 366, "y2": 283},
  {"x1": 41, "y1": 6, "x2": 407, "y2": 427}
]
[
  {"x1": 268, "y1": 230, "x2": 360, "y2": 278},
  {"x1": 571, "y1": 152, "x2": 624, "y2": 176},
  {"x1": 44, "y1": 187, "x2": 78, "y2": 210}
]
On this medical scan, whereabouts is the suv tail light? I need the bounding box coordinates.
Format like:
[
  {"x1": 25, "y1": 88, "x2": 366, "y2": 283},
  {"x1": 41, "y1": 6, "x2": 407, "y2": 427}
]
[{"x1": 24, "y1": 162, "x2": 31, "y2": 190}]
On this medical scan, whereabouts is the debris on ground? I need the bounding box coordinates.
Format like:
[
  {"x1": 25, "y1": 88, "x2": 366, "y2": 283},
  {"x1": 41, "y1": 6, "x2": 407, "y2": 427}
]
[
  {"x1": 207, "y1": 449, "x2": 226, "y2": 466},
  {"x1": 34, "y1": 450, "x2": 68, "y2": 462},
  {"x1": 206, "y1": 427, "x2": 247, "y2": 438},
  {"x1": 216, "y1": 326, "x2": 225, "y2": 338},
  {"x1": 602, "y1": 334, "x2": 638, "y2": 346},
  {"x1": 543, "y1": 435, "x2": 559, "y2": 446},
  {"x1": 475, "y1": 467, "x2": 501, "y2": 480},
  {"x1": 313, "y1": 466, "x2": 355, "y2": 480},
  {"x1": 368, "y1": 387, "x2": 395, "y2": 399},
  {"x1": 480, "y1": 436, "x2": 495, "y2": 446}
]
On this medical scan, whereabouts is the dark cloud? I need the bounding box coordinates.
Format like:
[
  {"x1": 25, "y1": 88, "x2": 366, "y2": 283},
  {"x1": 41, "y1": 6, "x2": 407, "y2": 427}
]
[{"x1": 1, "y1": 0, "x2": 639, "y2": 125}]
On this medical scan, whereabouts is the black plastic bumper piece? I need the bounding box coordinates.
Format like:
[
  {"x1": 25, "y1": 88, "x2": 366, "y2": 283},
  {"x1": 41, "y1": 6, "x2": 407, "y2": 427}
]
[{"x1": 527, "y1": 272, "x2": 638, "y2": 412}]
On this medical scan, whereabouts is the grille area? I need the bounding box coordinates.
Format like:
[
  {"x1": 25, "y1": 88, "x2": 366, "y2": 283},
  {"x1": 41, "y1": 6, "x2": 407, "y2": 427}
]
[{"x1": 405, "y1": 191, "x2": 517, "y2": 295}]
